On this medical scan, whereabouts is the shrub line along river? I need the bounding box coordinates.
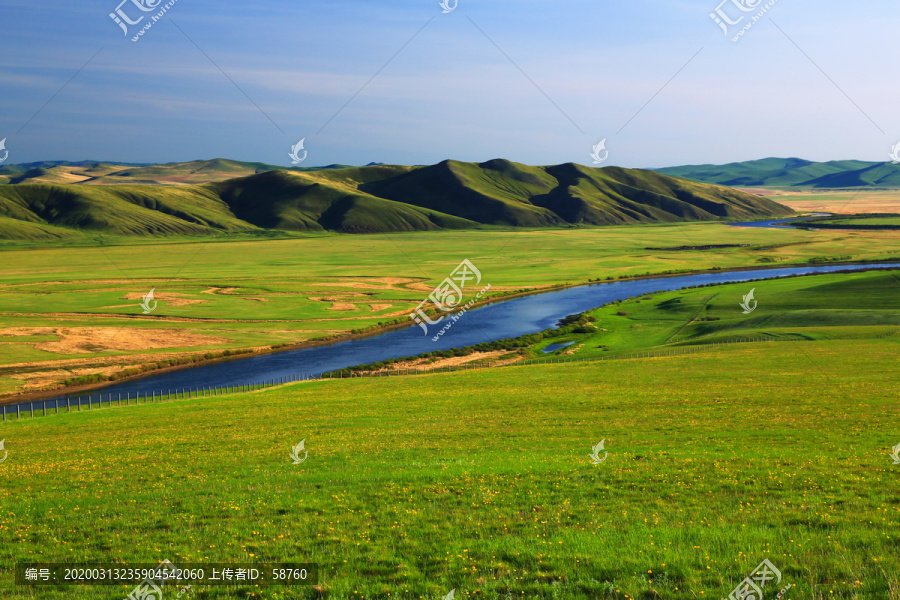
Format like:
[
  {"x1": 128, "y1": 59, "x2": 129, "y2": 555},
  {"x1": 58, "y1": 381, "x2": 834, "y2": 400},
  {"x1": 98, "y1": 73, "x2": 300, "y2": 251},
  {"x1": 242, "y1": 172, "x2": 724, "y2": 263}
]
[{"x1": 7, "y1": 259, "x2": 900, "y2": 413}]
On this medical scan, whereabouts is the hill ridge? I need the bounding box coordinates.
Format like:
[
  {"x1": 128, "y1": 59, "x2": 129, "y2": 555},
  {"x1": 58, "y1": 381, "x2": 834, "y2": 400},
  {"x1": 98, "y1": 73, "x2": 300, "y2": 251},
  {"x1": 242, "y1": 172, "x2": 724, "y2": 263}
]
[
  {"x1": 0, "y1": 159, "x2": 793, "y2": 239},
  {"x1": 654, "y1": 157, "x2": 900, "y2": 188}
]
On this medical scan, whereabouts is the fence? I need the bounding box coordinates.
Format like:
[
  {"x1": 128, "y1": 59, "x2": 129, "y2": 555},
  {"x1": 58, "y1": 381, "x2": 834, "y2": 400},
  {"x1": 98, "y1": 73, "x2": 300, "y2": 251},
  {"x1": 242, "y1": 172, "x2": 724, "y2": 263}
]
[
  {"x1": 1, "y1": 373, "x2": 320, "y2": 423},
  {"x1": 3, "y1": 331, "x2": 896, "y2": 423}
]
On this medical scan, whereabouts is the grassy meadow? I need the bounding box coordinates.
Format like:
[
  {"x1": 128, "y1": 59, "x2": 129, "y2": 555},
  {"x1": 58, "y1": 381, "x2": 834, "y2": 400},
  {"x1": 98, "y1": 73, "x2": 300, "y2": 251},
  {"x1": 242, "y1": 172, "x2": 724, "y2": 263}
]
[
  {"x1": 2, "y1": 223, "x2": 900, "y2": 397},
  {"x1": 1, "y1": 336, "x2": 898, "y2": 599},
  {"x1": 523, "y1": 269, "x2": 900, "y2": 358},
  {"x1": 772, "y1": 189, "x2": 900, "y2": 215}
]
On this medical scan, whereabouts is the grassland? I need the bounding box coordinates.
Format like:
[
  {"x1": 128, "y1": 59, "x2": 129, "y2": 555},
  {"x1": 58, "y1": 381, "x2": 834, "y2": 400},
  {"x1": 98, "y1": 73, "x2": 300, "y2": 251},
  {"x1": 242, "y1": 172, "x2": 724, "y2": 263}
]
[
  {"x1": 556, "y1": 268, "x2": 900, "y2": 351},
  {"x1": 770, "y1": 190, "x2": 900, "y2": 215},
  {"x1": 2, "y1": 224, "x2": 900, "y2": 398},
  {"x1": 811, "y1": 216, "x2": 900, "y2": 228},
  {"x1": 1, "y1": 335, "x2": 898, "y2": 599}
]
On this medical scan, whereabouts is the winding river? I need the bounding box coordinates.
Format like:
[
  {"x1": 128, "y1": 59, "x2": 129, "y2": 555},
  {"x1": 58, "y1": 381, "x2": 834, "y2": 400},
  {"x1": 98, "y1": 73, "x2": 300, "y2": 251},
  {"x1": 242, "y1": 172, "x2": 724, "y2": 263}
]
[{"x1": 10, "y1": 260, "x2": 900, "y2": 414}]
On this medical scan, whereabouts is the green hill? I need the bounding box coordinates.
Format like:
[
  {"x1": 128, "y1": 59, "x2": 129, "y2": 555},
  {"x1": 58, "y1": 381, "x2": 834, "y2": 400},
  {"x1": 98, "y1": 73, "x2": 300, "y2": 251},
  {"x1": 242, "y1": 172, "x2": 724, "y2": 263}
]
[
  {"x1": 0, "y1": 158, "x2": 354, "y2": 186},
  {"x1": 361, "y1": 160, "x2": 790, "y2": 226},
  {"x1": 654, "y1": 157, "x2": 900, "y2": 188},
  {"x1": 0, "y1": 159, "x2": 792, "y2": 239}
]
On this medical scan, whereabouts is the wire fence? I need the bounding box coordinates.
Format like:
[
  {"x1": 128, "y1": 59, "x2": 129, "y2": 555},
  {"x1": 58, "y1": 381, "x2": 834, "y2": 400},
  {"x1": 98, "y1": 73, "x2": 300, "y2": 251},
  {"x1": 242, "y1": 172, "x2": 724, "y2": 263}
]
[
  {"x1": 1, "y1": 373, "x2": 320, "y2": 423},
  {"x1": 3, "y1": 331, "x2": 897, "y2": 423}
]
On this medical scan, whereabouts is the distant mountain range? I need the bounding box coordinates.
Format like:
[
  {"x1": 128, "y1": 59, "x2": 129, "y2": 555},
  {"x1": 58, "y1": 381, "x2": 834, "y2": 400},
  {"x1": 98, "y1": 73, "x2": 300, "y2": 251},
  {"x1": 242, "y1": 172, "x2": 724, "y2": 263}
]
[
  {"x1": 654, "y1": 157, "x2": 900, "y2": 188},
  {"x1": 0, "y1": 158, "x2": 792, "y2": 239}
]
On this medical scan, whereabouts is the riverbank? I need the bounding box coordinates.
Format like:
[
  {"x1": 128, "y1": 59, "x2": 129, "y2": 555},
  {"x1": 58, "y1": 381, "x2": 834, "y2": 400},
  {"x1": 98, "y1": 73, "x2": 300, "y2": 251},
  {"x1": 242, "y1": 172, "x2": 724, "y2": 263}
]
[{"x1": 6, "y1": 258, "x2": 900, "y2": 406}]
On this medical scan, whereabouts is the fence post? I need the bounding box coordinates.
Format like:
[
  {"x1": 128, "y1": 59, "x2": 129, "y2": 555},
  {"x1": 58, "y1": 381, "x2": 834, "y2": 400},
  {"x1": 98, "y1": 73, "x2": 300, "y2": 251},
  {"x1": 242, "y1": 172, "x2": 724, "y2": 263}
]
[
  {"x1": 17, "y1": 404, "x2": 20, "y2": 420},
  {"x1": 67, "y1": 398, "x2": 70, "y2": 413},
  {"x1": 31, "y1": 403, "x2": 35, "y2": 418}
]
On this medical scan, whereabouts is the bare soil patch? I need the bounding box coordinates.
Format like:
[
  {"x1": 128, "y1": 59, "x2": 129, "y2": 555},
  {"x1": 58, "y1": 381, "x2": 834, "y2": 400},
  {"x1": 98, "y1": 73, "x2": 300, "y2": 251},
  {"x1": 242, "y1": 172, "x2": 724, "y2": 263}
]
[
  {"x1": 328, "y1": 303, "x2": 358, "y2": 311},
  {"x1": 377, "y1": 350, "x2": 519, "y2": 372},
  {"x1": 0, "y1": 326, "x2": 225, "y2": 354},
  {"x1": 121, "y1": 292, "x2": 205, "y2": 307}
]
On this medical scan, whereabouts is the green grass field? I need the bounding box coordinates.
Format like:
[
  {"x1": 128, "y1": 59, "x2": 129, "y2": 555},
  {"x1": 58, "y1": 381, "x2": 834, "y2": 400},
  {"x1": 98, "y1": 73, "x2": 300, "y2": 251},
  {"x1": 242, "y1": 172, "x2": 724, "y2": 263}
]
[
  {"x1": 2, "y1": 336, "x2": 898, "y2": 599},
  {"x1": 523, "y1": 269, "x2": 900, "y2": 357},
  {"x1": 814, "y1": 216, "x2": 900, "y2": 227},
  {"x1": 2, "y1": 224, "x2": 900, "y2": 396}
]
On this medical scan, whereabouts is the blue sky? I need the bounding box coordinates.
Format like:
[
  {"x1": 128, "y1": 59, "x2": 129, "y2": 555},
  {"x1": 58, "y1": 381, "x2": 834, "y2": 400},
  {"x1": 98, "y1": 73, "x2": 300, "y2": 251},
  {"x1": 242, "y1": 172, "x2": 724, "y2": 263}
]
[{"x1": 0, "y1": 0, "x2": 898, "y2": 168}]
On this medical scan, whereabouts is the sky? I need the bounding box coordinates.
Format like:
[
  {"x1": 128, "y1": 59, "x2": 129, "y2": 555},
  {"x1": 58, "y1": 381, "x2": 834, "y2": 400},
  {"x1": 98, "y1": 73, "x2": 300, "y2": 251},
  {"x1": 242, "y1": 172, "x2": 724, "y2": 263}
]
[{"x1": 0, "y1": 0, "x2": 898, "y2": 168}]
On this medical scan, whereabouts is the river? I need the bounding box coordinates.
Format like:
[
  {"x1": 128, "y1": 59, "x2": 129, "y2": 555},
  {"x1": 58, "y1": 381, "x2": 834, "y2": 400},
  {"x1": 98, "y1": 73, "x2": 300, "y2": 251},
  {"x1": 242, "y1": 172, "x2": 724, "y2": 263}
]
[{"x1": 9, "y1": 260, "x2": 899, "y2": 414}]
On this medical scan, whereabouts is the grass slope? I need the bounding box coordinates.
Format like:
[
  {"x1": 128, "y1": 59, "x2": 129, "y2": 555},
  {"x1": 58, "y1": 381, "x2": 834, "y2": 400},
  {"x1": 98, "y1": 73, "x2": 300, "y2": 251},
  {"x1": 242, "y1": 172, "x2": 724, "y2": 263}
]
[
  {"x1": 655, "y1": 157, "x2": 900, "y2": 188},
  {"x1": 1, "y1": 338, "x2": 898, "y2": 599},
  {"x1": 527, "y1": 269, "x2": 900, "y2": 356},
  {"x1": 0, "y1": 160, "x2": 792, "y2": 239},
  {"x1": 0, "y1": 159, "x2": 353, "y2": 185},
  {"x1": 363, "y1": 160, "x2": 791, "y2": 226}
]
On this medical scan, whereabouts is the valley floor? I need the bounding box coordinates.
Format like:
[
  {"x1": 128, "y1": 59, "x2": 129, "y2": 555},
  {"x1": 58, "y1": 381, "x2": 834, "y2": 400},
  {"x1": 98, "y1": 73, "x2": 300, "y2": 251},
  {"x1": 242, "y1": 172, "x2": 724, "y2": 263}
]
[
  {"x1": 1, "y1": 338, "x2": 898, "y2": 599},
  {"x1": 2, "y1": 223, "x2": 900, "y2": 398}
]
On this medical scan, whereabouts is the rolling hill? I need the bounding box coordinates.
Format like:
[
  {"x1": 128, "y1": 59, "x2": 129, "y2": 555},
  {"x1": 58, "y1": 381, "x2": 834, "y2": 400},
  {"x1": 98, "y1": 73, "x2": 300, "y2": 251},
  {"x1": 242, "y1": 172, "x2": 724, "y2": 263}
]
[
  {"x1": 654, "y1": 157, "x2": 900, "y2": 188},
  {"x1": 0, "y1": 158, "x2": 353, "y2": 186},
  {"x1": 0, "y1": 159, "x2": 792, "y2": 238}
]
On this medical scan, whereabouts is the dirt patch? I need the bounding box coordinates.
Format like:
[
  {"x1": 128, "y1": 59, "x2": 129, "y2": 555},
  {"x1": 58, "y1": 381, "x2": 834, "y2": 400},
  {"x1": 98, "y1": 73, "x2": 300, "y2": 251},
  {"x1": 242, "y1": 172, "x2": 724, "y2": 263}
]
[
  {"x1": 405, "y1": 282, "x2": 532, "y2": 293},
  {"x1": 1, "y1": 327, "x2": 226, "y2": 354},
  {"x1": 369, "y1": 277, "x2": 419, "y2": 285},
  {"x1": 317, "y1": 282, "x2": 402, "y2": 291},
  {"x1": 309, "y1": 295, "x2": 360, "y2": 302},
  {"x1": 369, "y1": 304, "x2": 392, "y2": 311},
  {"x1": 0, "y1": 348, "x2": 236, "y2": 393},
  {"x1": 245, "y1": 297, "x2": 269, "y2": 302},
  {"x1": 373, "y1": 350, "x2": 519, "y2": 372},
  {"x1": 121, "y1": 292, "x2": 205, "y2": 307},
  {"x1": 201, "y1": 287, "x2": 238, "y2": 295},
  {"x1": 328, "y1": 303, "x2": 357, "y2": 311}
]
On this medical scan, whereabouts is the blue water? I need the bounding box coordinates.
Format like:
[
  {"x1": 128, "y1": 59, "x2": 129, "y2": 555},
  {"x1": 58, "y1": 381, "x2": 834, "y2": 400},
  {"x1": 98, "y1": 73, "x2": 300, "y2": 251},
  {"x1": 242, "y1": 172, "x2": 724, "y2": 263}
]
[
  {"x1": 729, "y1": 213, "x2": 831, "y2": 229},
  {"x1": 8, "y1": 261, "x2": 900, "y2": 413}
]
